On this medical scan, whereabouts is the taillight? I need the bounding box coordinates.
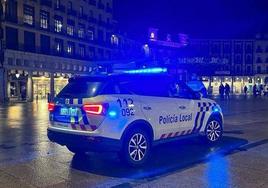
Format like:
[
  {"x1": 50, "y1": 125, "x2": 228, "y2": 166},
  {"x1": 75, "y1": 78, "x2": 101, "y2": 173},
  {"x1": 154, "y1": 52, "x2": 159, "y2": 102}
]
[
  {"x1": 48, "y1": 103, "x2": 55, "y2": 112},
  {"x1": 83, "y1": 104, "x2": 105, "y2": 115}
]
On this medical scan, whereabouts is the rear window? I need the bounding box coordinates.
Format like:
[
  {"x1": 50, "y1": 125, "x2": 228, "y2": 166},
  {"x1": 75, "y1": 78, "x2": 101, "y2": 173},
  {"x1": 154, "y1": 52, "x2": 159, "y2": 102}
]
[{"x1": 57, "y1": 81, "x2": 104, "y2": 98}]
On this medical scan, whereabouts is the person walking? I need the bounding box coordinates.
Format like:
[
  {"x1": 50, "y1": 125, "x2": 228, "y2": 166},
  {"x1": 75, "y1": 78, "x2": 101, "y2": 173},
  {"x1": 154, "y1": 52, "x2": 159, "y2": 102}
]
[
  {"x1": 244, "y1": 85, "x2": 248, "y2": 95},
  {"x1": 253, "y1": 84, "x2": 257, "y2": 97},
  {"x1": 225, "y1": 83, "x2": 230, "y2": 99},
  {"x1": 219, "y1": 83, "x2": 224, "y2": 100}
]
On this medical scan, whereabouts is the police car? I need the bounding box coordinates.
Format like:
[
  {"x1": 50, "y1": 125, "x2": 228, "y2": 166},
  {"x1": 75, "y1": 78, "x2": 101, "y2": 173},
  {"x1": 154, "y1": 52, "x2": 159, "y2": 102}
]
[{"x1": 47, "y1": 69, "x2": 223, "y2": 166}]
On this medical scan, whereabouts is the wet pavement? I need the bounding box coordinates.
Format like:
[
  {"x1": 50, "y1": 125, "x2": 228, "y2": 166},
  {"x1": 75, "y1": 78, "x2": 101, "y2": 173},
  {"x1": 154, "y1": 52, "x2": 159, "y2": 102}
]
[{"x1": 0, "y1": 96, "x2": 267, "y2": 188}]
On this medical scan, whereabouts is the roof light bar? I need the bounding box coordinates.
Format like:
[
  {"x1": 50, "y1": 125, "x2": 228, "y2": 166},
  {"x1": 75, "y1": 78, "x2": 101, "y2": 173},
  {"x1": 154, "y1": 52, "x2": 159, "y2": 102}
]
[{"x1": 124, "y1": 68, "x2": 167, "y2": 74}]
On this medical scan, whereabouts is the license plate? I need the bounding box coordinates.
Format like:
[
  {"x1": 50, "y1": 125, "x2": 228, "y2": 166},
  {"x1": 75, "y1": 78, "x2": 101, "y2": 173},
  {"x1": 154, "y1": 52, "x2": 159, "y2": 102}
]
[{"x1": 60, "y1": 107, "x2": 78, "y2": 116}]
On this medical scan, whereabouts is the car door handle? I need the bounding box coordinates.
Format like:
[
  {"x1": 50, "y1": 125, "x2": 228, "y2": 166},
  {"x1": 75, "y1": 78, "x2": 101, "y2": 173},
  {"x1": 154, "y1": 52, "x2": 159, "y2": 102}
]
[
  {"x1": 179, "y1": 106, "x2": 186, "y2": 110},
  {"x1": 143, "y1": 106, "x2": 152, "y2": 110}
]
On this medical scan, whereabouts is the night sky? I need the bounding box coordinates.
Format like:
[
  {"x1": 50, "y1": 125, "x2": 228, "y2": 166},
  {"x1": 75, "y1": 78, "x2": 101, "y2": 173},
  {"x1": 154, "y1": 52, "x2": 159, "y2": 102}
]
[{"x1": 114, "y1": 0, "x2": 268, "y2": 40}]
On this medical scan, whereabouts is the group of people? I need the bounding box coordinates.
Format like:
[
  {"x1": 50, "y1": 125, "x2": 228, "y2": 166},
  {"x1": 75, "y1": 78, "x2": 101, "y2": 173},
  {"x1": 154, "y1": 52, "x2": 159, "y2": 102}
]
[
  {"x1": 219, "y1": 83, "x2": 231, "y2": 99},
  {"x1": 250, "y1": 84, "x2": 268, "y2": 97}
]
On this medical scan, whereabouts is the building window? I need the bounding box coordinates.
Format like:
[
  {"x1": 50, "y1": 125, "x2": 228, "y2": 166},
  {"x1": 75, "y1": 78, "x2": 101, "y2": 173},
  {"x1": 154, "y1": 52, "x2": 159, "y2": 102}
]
[
  {"x1": 79, "y1": 6, "x2": 83, "y2": 16},
  {"x1": 24, "y1": 31, "x2": 35, "y2": 52},
  {"x1": 67, "y1": 41, "x2": 75, "y2": 56},
  {"x1": 266, "y1": 66, "x2": 268, "y2": 74},
  {"x1": 257, "y1": 57, "x2": 262, "y2": 64},
  {"x1": 78, "y1": 24, "x2": 85, "y2": 38},
  {"x1": 6, "y1": 27, "x2": 18, "y2": 50},
  {"x1": 246, "y1": 55, "x2": 252, "y2": 64},
  {"x1": 40, "y1": 35, "x2": 50, "y2": 54},
  {"x1": 40, "y1": 10, "x2": 49, "y2": 29},
  {"x1": 111, "y1": 35, "x2": 119, "y2": 45},
  {"x1": 23, "y1": 5, "x2": 34, "y2": 26},
  {"x1": 256, "y1": 45, "x2": 263, "y2": 53},
  {"x1": 87, "y1": 29, "x2": 94, "y2": 40},
  {"x1": 247, "y1": 66, "x2": 251, "y2": 74},
  {"x1": 56, "y1": 0, "x2": 61, "y2": 8},
  {"x1": 66, "y1": 25, "x2": 74, "y2": 36},
  {"x1": 257, "y1": 66, "x2": 261, "y2": 74},
  {"x1": 68, "y1": 1, "x2": 72, "y2": 10},
  {"x1": 55, "y1": 38, "x2": 63, "y2": 54},
  {"x1": 79, "y1": 45, "x2": 85, "y2": 57},
  {"x1": 54, "y1": 16, "x2": 63, "y2": 33}
]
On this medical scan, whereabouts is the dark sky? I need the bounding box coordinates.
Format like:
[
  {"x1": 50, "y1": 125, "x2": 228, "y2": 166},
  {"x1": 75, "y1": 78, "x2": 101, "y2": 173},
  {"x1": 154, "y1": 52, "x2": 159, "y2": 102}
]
[{"x1": 114, "y1": 0, "x2": 268, "y2": 40}]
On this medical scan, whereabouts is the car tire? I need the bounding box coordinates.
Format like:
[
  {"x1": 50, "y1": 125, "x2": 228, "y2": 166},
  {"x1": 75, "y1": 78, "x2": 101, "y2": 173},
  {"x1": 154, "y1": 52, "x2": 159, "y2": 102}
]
[
  {"x1": 66, "y1": 146, "x2": 86, "y2": 155},
  {"x1": 204, "y1": 117, "x2": 223, "y2": 143},
  {"x1": 119, "y1": 128, "x2": 151, "y2": 167}
]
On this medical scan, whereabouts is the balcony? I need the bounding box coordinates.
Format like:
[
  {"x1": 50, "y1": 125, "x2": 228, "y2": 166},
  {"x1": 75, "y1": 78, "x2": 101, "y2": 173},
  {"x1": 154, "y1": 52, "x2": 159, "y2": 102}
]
[
  {"x1": 40, "y1": 0, "x2": 52, "y2": 8},
  {"x1": 54, "y1": 4, "x2": 65, "y2": 13},
  {"x1": 67, "y1": 9, "x2": 77, "y2": 16}
]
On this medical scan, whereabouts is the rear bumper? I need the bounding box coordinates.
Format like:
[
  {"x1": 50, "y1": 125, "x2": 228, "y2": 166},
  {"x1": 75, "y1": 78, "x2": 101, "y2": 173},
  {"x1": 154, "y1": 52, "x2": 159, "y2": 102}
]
[{"x1": 47, "y1": 129, "x2": 122, "y2": 152}]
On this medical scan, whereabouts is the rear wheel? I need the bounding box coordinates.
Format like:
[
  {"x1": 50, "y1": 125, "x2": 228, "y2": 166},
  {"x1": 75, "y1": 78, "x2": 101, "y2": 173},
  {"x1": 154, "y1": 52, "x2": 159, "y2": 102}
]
[
  {"x1": 205, "y1": 117, "x2": 223, "y2": 143},
  {"x1": 66, "y1": 146, "x2": 86, "y2": 155},
  {"x1": 120, "y1": 128, "x2": 151, "y2": 167}
]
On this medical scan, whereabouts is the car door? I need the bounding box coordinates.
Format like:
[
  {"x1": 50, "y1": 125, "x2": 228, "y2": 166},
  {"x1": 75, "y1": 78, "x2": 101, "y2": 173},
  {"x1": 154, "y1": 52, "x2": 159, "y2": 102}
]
[
  {"x1": 173, "y1": 82, "x2": 200, "y2": 136},
  {"x1": 140, "y1": 96, "x2": 183, "y2": 140}
]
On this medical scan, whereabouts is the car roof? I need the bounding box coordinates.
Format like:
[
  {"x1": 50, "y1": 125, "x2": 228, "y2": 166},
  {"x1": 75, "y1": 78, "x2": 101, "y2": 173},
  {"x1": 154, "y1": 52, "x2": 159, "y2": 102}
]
[{"x1": 69, "y1": 73, "x2": 175, "y2": 83}]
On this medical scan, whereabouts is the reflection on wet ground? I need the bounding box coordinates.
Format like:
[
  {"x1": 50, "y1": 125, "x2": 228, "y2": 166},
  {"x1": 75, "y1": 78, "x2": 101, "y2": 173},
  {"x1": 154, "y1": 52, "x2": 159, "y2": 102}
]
[{"x1": 0, "y1": 97, "x2": 267, "y2": 187}]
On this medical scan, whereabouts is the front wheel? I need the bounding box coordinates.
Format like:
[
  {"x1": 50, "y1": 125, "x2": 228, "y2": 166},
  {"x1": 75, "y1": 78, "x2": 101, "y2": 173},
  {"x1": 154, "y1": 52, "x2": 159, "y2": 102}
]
[
  {"x1": 119, "y1": 129, "x2": 151, "y2": 167},
  {"x1": 205, "y1": 117, "x2": 223, "y2": 143}
]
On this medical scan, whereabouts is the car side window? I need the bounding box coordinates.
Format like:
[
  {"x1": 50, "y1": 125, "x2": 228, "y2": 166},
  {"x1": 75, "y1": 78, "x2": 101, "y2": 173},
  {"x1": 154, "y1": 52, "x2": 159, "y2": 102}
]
[{"x1": 169, "y1": 82, "x2": 198, "y2": 99}]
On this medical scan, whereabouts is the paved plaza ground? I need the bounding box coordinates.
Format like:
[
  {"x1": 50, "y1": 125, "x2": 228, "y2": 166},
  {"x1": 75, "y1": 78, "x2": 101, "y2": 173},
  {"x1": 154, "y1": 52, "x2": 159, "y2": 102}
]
[{"x1": 0, "y1": 96, "x2": 267, "y2": 188}]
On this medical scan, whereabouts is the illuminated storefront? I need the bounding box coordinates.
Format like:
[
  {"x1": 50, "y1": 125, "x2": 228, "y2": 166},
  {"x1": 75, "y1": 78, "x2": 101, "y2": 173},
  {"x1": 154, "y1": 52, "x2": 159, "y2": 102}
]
[{"x1": 202, "y1": 76, "x2": 267, "y2": 95}]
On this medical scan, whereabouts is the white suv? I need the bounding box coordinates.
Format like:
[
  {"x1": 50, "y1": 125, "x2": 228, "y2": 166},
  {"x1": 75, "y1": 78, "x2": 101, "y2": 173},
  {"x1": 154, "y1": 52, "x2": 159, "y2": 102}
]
[{"x1": 47, "y1": 73, "x2": 223, "y2": 166}]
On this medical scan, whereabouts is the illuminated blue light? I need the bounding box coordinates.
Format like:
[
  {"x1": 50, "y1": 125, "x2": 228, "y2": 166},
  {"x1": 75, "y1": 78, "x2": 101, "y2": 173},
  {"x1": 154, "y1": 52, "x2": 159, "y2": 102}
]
[
  {"x1": 108, "y1": 110, "x2": 118, "y2": 118},
  {"x1": 212, "y1": 106, "x2": 220, "y2": 113},
  {"x1": 124, "y1": 68, "x2": 167, "y2": 74}
]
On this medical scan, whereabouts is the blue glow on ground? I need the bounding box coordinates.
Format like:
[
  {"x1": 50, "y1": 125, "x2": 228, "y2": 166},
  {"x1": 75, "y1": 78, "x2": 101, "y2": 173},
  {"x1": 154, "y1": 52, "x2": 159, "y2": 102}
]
[
  {"x1": 205, "y1": 153, "x2": 230, "y2": 188},
  {"x1": 124, "y1": 68, "x2": 167, "y2": 74}
]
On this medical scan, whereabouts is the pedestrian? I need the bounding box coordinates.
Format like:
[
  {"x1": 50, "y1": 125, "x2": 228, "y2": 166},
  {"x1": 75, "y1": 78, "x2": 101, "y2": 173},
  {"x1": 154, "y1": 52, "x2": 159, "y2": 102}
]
[
  {"x1": 259, "y1": 85, "x2": 264, "y2": 96},
  {"x1": 244, "y1": 85, "x2": 248, "y2": 95},
  {"x1": 225, "y1": 83, "x2": 230, "y2": 99},
  {"x1": 219, "y1": 83, "x2": 224, "y2": 100},
  {"x1": 253, "y1": 84, "x2": 257, "y2": 97}
]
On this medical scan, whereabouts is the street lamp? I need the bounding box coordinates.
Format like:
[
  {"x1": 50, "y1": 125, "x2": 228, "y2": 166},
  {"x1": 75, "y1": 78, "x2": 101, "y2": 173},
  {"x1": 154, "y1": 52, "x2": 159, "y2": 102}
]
[{"x1": 15, "y1": 71, "x2": 20, "y2": 79}]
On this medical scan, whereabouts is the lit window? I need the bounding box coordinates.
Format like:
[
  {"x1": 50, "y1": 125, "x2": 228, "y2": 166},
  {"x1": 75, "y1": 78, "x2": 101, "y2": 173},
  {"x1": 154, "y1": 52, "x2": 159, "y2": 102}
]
[
  {"x1": 79, "y1": 45, "x2": 85, "y2": 57},
  {"x1": 40, "y1": 10, "x2": 49, "y2": 29},
  {"x1": 67, "y1": 25, "x2": 74, "y2": 36},
  {"x1": 56, "y1": 0, "x2": 60, "y2": 8},
  {"x1": 54, "y1": 18, "x2": 63, "y2": 33},
  {"x1": 67, "y1": 42, "x2": 74, "y2": 55},
  {"x1": 79, "y1": 6, "x2": 83, "y2": 16},
  {"x1": 55, "y1": 39, "x2": 63, "y2": 53},
  {"x1": 87, "y1": 30, "x2": 94, "y2": 40},
  {"x1": 111, "y1": 35, "x2": 119, "y2": 45},
  {"x1": 23, "y1": 5, "x2": 34, "y2": 25},
  {"x1": 78, "y1": 24, "x2": 85, "y2": 38}
]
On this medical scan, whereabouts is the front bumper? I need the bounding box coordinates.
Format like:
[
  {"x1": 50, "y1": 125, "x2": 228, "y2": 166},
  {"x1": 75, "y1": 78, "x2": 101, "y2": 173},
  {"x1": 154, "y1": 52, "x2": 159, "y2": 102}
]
[{"x1": 47, "y1": 129, "x2": 122, "y2": 152}]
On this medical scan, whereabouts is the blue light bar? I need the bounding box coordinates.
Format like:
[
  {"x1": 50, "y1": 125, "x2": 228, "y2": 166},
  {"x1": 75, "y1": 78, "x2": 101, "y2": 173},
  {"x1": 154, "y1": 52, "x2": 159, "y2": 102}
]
[{"x1": 124, "y1": 68, "x2": 167, "y2": 74}]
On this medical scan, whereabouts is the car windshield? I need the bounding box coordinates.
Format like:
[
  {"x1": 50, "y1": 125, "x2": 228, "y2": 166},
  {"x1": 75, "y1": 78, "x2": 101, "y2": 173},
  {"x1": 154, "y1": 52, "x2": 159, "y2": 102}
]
[{"x1": 57, "y1": 81, "x2": 103, "y2": 98}]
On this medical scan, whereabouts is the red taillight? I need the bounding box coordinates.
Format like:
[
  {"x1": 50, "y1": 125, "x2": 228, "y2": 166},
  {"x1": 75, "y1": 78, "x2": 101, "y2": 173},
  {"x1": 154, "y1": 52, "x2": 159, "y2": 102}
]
[
  {"x1": 83, "y1": 104, "x2": 104, "y2": 115},
  {"x1": 48, "y1": 103, "x2": 55, "y2": 112}
]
